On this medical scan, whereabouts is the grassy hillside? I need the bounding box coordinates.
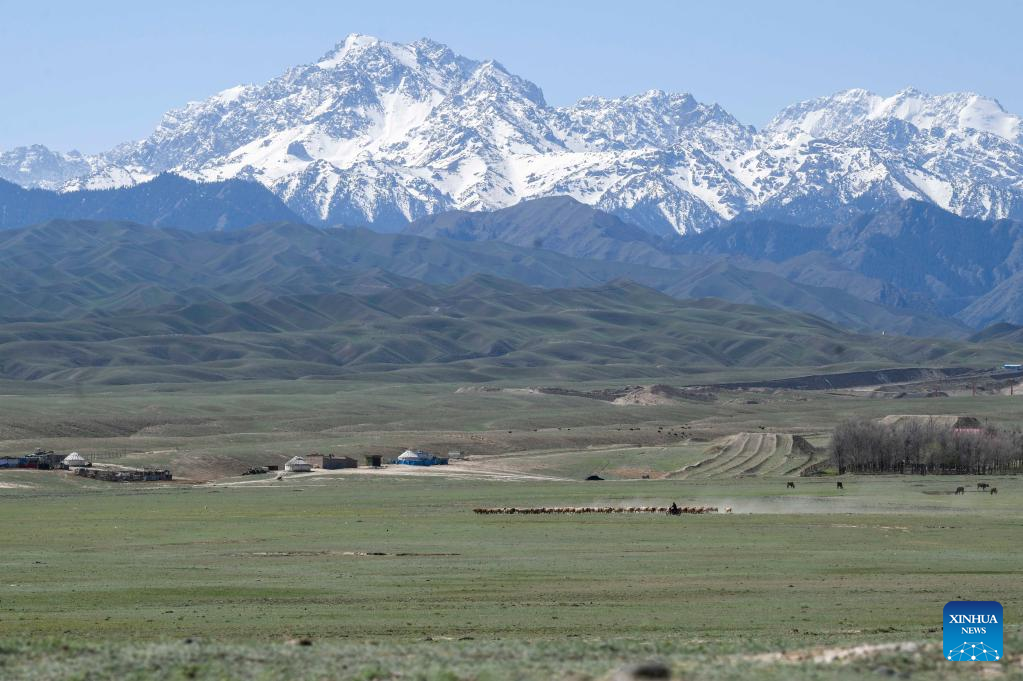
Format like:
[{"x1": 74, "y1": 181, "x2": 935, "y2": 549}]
[{"x1": 0, "y1": 272, "x2": 1007, "y2": 384}]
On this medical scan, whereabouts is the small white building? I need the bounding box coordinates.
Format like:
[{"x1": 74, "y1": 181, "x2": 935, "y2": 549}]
[
  {"x1": 395, "y1": 449, "x2": 447, "y2": 466},
  {"x1": 396, "y1": 449, "x2": 430, "y2": 463},
  {"x1": 284, "y1": 456, "x2": 312, "y2": 472},
  {"x1": 62, "y1": 452, "x2": 90, "y2": 468}
]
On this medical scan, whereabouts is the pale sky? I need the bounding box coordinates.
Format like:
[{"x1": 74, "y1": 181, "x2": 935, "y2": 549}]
[{"x1": 2, "y1": 0, "x2": 1021, "y2": 153}]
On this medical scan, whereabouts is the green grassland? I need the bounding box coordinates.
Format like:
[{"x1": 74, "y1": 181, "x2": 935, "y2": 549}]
[
  {"x1": 1, "y1": 474, "x2": 1021, "y2": 679},
  {"x1": 4, "y1": 376, "x2": 1023, "y2": 679}
]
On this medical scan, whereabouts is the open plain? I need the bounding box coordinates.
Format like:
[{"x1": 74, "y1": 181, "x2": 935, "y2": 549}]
[{"x1": 2, "y1": 375, "x2": 1021, "y2": 679}]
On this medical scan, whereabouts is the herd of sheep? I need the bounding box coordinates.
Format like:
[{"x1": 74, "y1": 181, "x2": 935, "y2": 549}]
[{"x1": 473, "y1": 505, "x2": 728, "y2": 515}]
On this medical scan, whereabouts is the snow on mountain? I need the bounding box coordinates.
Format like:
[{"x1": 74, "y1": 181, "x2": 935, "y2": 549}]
[
  {"x1": 754, "y1": 88, "x2": 1023, "y2": 221},
  {"x1": 765, "y1": 87, "x2": 1023, "y2": 143},
  {"x1": 6, "y1": 37, "x2": 1023, "y2": 235},
  {"x1": 0, "y1": 145, "x2": 105, "y2": 190}
]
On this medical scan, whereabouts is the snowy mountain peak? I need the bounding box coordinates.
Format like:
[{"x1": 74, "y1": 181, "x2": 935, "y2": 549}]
[
  {"x1": 3, "y1": 38, "x2": 1023, "y2": 235},
  {"x1": 317, "y1": 33, "x2": 381, "y2": 67},
  {"x1": 767, "y1": 87, "x2": 1023, "y2": 144}
]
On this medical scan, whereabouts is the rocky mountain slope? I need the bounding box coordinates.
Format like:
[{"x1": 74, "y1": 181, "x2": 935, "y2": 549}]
[{"x1": 5, "y1": 35, "x2": 1023, "y2": 235}]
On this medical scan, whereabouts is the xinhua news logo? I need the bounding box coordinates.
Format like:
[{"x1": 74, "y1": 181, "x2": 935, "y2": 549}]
[{"x1": 943, "y1": 601, "x2": 1003, "y2": 661}]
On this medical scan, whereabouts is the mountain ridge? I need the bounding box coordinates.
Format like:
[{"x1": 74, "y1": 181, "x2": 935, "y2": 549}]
[
  {"x1": 0, "y1": 217, "x2": 964, "y2": 338},
  {"x1": 0, "y1": 173, "x2": 301, "y2": 231},
  {"x1": 5, "y1": 35, "x2": 1023, "y2": 235}
]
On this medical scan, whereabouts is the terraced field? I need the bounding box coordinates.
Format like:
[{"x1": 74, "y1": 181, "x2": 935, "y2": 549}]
[
  {"x1": 670, "y1": 433, "x2": 827, "y2": 479},
  {"x1": 466, "y1": 433, "x2": 831, "y2": 481}
]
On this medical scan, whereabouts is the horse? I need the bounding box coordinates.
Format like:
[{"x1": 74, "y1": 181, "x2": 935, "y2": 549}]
[
  {"x1": 991, "y1": 487, "x2": 998, "y2": 495},
  {"x1": 836, "y1": 481, "x2": 844, "y2": 490},
  {"x1": 786, "y1": 481, "x2": 796, "y2": 489},
  {"x1": 978, "y1": 483, "x2": 990, "y2": 491},
  {"x1": 954, "y1": 486, "x2": 965, "y2": 495}
]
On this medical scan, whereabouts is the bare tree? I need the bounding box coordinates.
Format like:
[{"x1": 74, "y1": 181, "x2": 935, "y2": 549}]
[{"x1": 830, "y1": 418, "x2": 1023, "y2": 474}]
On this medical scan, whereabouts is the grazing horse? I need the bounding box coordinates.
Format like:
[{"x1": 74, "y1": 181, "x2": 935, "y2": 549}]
[
  {"x1": 978, "y1": 483, "x2": 990, "y2": 491},
  {"x1": 991, "y1": 487, "x2": 998, "y2": 495},
  {"x1": 836, "y1": 481, "x2": 844, "y2": 490},
  {"x1": 786, "y1": 481, "x2": 796, "y2": 489},
  {"x1": 955, "y1": 486, "x2": 966, "y2": 495}
]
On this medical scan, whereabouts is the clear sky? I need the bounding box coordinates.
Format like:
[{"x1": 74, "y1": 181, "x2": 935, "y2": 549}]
[{"x1": 3, "y1": 0, "x2": 1021, "y2": 153}]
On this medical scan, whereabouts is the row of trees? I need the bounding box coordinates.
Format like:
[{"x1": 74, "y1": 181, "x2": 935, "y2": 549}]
[{"x1": 830, "y1": 418, "x2": 1023, "y2": 474}]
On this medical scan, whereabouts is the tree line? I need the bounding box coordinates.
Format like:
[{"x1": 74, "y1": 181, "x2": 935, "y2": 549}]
[{"x1": 830, "y1": 418, "x2": 1023, "y2": 474}]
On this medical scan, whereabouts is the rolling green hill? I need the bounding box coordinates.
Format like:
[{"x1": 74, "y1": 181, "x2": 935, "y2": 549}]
[{"x1": 0, "y1": 273, "x2": 1005, "y2": 385}]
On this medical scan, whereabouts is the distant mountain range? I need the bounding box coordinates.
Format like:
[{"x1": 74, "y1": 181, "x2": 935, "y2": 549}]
[
  {"x1": 0, "y1": 215, "x2": 965, "y2": 339},
  {"x1": 7, "y1": 176, "x2": 1023, "y2": 333},
  {"x1": 0, "y1": 173, "x2": 300, "y2": 231},
  {"x1": 6, "y1": 34, "x2": 1023, "y2": 368},
  {"x1": 4, "y1": 35, "x2": 1023, "y2": 235},
  {"x1": 403, "y1": 195, "x2": 1023, "y2": 331},
  {"x1": 0, "y1": 213, "x2": 1018, "y2": 384},
  {"x1": 678, "y1": 201, "x2": 1023, "y2": 328}
]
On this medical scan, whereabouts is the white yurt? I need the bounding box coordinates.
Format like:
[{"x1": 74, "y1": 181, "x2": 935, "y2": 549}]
[
  {"x1": 284, "y1": 456, "x2": 312, "y2": 472},
  {"x1": 396, "y1": 449, "x2": 434, "y2": 466},
  {"x1": 62, "y1": 452, "x2": 90, "y2": 468}
]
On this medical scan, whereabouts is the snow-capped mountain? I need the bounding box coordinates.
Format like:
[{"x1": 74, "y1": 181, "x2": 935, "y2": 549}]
[
  {"x1": 0, "y1": 145, "x2": 107, "y2": 191},
  {"x1": 4, "y1": 35, "x2": 1023, "y2": 235},
  {"x1": 744, "y1": 88, "x2": 1023, "y2": 224}
]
